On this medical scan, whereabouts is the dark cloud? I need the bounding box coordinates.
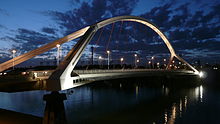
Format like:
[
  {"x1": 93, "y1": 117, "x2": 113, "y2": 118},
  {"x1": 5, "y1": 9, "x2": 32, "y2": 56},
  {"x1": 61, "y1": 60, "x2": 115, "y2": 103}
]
[
  {"x1": 169, "y1": 29, "x2": 192, "y2": 41},
  {"x1": 46, "y1": 0, "x2": 138, "y2": 35},
  {"x1": 1, "y1": 28, "x2": 57, "y2": 53},
  {"x1": 45, "y1": 1, "x2": 220, "y2": 62},
  {"x1": 16, "y1": 28, "x2": 57, "y2": 51},
  {"x1": 41, "y1": 27, "x2": 57, "y2": 34},
  {"x1": 1, "y1": 0, "x2": 220, "y2": 63},
  {"x1": 141, "y1": 4, "x2": 172, "y2": 30},
  {"x1": 192, "y1": 26, "x2": 220, "y2": 41}
]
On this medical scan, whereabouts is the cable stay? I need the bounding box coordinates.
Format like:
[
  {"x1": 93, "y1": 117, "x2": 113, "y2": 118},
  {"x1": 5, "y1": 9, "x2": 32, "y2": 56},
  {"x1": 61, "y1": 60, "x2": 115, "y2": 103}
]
[{"x1": 106, "y1": 23, "x2": 115, "y2": 51}]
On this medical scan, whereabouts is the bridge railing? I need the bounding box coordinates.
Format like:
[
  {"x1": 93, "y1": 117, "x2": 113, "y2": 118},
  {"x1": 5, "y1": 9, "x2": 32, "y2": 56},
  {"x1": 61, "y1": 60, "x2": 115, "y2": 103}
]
[{"x1": 73, "y1": 69, "x2": 194, "y2": 74}]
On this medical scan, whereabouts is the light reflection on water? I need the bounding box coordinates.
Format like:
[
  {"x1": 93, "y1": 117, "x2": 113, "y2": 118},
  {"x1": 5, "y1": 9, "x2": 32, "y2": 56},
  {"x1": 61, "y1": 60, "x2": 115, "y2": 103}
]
[
  {"x1": 159, "y1": 85, "x2": 204, "y2": 124},
  {"x1": 0, "y1": 81, "x2": 219, "y2": 124}
]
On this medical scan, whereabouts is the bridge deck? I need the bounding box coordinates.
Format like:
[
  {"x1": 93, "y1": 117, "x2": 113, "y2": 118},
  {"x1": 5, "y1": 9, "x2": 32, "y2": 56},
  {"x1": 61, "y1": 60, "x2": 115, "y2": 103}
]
[{"x1": 0, "y1": 69, "x2": 199, "y2": 92}]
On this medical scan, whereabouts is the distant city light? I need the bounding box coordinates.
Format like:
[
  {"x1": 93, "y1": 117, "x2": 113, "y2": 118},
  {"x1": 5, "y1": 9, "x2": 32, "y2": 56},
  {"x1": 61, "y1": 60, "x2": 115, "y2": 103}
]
[
  {"x1": 134, "y1": 54, "x2": 137, "y2": 57},
  {"x1": 120, "y1": 57, "x2": 124, "y2": 62}
]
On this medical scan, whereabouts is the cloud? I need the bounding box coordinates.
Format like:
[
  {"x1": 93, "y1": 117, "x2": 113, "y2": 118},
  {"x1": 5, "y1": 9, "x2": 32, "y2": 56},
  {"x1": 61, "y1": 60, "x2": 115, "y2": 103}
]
[
  {"x1": 41, "y1": 27, "x2": 57, "y2": 34},
  {"x1": 2, "y1": 0, "x2": 220, "y2": 63},
  {"x1": 1, "y1": 28, "x2": 58, "y2": 54},
  {"x1": 46, "y1": 0, "x2": 138, "y2": 35}
]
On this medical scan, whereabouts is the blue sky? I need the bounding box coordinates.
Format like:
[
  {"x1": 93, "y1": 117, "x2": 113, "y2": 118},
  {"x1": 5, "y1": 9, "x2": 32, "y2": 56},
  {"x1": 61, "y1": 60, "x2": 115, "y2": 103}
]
[{"x1": 0, "y1": 0, "x2": 220, "y2": 65}]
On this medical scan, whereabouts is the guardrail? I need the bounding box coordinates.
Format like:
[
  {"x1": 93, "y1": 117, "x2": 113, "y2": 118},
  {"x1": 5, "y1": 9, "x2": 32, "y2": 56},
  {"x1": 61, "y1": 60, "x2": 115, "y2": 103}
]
[{"x1": 73, "y1": 69, "x2": 194, "y2": 74}]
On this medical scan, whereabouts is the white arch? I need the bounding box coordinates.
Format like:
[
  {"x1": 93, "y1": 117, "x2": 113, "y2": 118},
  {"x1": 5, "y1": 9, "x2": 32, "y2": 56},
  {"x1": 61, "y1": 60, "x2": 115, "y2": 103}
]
[{"x1": 47, "y1": 16, "x2": 199, "y2": 91}]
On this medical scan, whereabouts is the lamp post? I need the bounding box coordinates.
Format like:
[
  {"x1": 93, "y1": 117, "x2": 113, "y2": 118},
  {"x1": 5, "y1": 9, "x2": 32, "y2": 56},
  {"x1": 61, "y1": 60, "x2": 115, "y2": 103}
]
[
  {"x1": 151, "y1": 56, "x2": 154, "y2": 69},
  {"x1": 98, "y1": 56, "x2": 102, "y2": 68},
  {"x1": 136, "y1": 59, "x2": 139, "y2": 68},
  {"x1": 148, "y1": 61, "x2": 151, "y2": 69},
  {"x1": 12, "y1": 50, "x2": 16, "y2": 70},
  {"x1": 157, "y1": 62, "x2": 160, "y2": 69},
  {"x1": 120, "y1": 57, "x2": 124, "y2": 67},
  {"x1": 107, "y1": 50, "x2": 110, "y2": 69},
  {"x1": 134, "y1": 54, "x2": 137, "y2": 68},
  {"x1": 163, "y1": 58, "x2": 167, "y2": 68},
  {"x1": 56, "y1": 44, "x2": 60, "y2": 66}
]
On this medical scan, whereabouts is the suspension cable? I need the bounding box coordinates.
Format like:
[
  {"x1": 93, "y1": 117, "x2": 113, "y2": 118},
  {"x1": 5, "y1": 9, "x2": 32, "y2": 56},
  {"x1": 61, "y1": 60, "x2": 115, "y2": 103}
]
[
  {"x1": 93, "y1": 27, "x2": 104, "y2": 53},
  {"x1": 116, "y1": 21, "x2": 124, "y2": 50},
  {"x1": 106, "y1": 23, "x2": 115, "y2": 51}
]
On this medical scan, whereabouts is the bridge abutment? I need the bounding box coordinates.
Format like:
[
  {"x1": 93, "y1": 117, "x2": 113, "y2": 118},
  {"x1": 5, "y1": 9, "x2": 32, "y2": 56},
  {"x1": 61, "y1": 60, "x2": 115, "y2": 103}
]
[{"x1": 43, "y1": 91, "x2": 67, "y2": 124}]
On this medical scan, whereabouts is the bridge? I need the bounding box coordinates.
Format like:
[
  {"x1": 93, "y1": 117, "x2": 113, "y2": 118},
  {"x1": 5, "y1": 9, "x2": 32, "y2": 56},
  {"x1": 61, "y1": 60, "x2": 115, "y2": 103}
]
[{"x1": 0, "y1": 16, "x2": 203, "y2": 91}]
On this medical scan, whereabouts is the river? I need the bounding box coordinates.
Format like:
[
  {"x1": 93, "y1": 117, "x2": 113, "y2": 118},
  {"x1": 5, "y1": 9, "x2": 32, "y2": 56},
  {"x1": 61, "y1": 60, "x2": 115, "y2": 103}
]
[{"x1": 0, "y1": 76, "x2": 220, "y2": 124}]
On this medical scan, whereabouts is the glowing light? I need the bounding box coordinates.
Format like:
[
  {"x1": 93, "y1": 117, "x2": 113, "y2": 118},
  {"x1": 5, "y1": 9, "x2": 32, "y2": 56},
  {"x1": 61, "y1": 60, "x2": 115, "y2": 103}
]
[
  {"x1": 98, "y1": 56, "x2": 102, "y2": 59},
  {"x1": 136, "y1": 85, "x2": 139, "y2": 96},
  {"x1": 21, "y1": 72, "x2": 26, "y2": 75},
  {"x1": 151, "y1": 56, "x2": 154, "y2": 60},
  {"x1": 134, "y1": 54, "x2": 137, "y2": 57},
  {"x1": 213, "y1": 67, "x2": 218, "y2": 70},
  {"x1": 107, "y1": 50, "x2": 110, "y2": 54},
  {"x1": 56, "y1": 44, "x2": 60, "y2": 48},
  {"x1": 120, "y1": 57, "x2": 124, "y2": 62},
  {"x1": 200, "y1": 85, "x2": 203, "y2": 102},
  {"x1": 148, "y1": 61, "x2": 151, "y2": 64},
  {"x1": 34, "y1": 72, "x2": 38, "y2": 78},
  {"x1": 137, "y1": 59, "x2": 139, "y2": 63},
  {"x1": 199, "y1": 71, "x2": 204, "y2": 78},
  {"x1": 12, "y1": 50, "x2": 16, "y2": 53},
  {"x1": 164, "y1": 111, "x2": 168, "y2": 123}
]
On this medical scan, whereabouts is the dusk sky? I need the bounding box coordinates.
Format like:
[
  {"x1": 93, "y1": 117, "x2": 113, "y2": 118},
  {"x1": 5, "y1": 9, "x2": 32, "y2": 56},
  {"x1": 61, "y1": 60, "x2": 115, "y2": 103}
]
[{"x1": 0, "y1": 0, "x2": 219, "y2": 66}]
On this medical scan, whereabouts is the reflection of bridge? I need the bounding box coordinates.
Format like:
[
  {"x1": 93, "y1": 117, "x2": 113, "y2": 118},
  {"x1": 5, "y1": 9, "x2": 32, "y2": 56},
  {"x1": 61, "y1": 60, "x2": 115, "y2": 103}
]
[{"x1": 0, "y1": 16, "x2": 202, "y2": 91}]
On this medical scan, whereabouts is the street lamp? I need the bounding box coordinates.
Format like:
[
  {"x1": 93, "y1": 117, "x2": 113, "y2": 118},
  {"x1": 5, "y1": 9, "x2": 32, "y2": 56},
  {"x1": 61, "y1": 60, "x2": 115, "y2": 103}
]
[
  {"x1": 107, "y1": 50, "x2": 110, "y2": 69},
  {"x1": 134, "y1": 54, "x2": 137, "y2": 68},
  {"x1": 136, "y1": 59, "x2": 139, "y2": 68},
  {"x1": 148, "y1": 61, "x2": 151, "y2": 69},
  {"x1": 151, "y1": 56, "x2": 154, "y2": 69},
  {"x1": 163, "y1": 59, "x2": 166, "y2": 61},
  {"x1": 98, "y1": 56, "x2": 102, "y2": 68},
  {"x1": 12, "y1": 50, "x2": 16, "y2": 70},
  {"x1": 120, "y1": 57, "x2": 124, "y2": 67},
  {"x1": 157, "y1": 62, "x2": 160, "y2": 69},
  {"x1": 56, "y1": 44, "x2": 61, "y2": 66}
]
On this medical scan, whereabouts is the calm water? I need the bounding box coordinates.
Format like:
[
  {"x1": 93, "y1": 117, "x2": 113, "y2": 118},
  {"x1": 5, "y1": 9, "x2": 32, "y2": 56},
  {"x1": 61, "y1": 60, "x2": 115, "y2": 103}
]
[{"x1": 0, "y1": 79, "x2": 220, "y2": 124}]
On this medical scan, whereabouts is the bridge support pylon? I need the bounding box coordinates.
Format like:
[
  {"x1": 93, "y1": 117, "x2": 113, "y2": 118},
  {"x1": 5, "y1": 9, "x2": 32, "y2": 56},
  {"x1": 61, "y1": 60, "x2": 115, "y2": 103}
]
[
  {"x1": 43, "y1": 91, "x2": 67, "y2": 124},
  {"x1": 47, "y1": 25, "x2": 97, "y2": 91}
]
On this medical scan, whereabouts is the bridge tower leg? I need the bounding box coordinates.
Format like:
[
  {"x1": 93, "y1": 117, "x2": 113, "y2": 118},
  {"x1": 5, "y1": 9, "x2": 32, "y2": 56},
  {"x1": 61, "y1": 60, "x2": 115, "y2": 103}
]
[{"x1": 47, "y1": 25, "x2": 98, "y2": 91}]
